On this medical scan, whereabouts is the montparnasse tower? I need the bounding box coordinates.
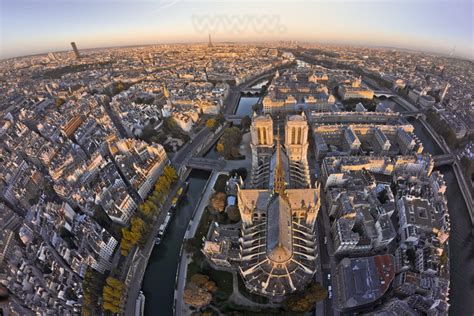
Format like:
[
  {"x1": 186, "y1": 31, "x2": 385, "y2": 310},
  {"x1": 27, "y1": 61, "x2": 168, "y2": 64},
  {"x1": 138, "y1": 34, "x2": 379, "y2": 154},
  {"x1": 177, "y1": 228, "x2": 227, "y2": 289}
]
[{"x1": 208, "y1": 33, "x2": 213, "y2": 48}]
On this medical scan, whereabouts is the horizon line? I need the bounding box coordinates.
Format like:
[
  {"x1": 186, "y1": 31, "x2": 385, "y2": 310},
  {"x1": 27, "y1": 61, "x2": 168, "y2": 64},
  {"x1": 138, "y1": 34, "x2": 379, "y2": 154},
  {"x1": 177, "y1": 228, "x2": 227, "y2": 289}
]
[{"x1": 1, "y1": 39, "x2": 472, "y2": 62}]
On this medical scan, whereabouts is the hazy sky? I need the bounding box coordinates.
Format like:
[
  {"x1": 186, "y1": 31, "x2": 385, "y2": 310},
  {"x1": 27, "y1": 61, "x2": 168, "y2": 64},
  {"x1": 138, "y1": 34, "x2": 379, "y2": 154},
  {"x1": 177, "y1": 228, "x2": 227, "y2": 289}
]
[{"x1": 1, "y1": 0, "x2": 473, "y2": 59}]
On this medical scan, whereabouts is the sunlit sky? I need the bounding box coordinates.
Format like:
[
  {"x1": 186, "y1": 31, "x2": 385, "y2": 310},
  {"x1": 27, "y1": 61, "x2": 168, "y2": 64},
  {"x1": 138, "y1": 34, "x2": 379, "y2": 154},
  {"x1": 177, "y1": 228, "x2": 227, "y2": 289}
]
[{"x1": 1, "y1": 0, "x2": 473, "y2": 59}]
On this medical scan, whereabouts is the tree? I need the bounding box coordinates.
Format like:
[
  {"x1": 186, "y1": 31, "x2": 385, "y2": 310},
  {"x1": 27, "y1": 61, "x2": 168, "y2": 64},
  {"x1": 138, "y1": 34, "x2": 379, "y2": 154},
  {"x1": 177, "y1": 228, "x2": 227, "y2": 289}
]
[
  {"x1": 283, "y1": 282, "x2": 327, "y2": 313},
  {"x1": 206, "y1": 118, "x2": 218, "y2": 130},
  {"x1": 163, "y1": 165, "x2": 178, "y2": 183},
  {"x1": 115, "y1": 82, "x2": 125, "y2": 94},
  {"x1": 190, "y1": 274, "x2": 217, "y2": 293},
  {"x1": 209, "y1": 192, "x2": 226, "y2": 213},
  {"x1": 252, "y1": 103, "x2": 262, "y2": 113},
  {"x1": 183, "y1": 284, "x2": 212, "y2": 309},
  {"x1": 240, "y1": 115, "x2": 251, "y2": 130},
  {"x1": 217, "y1": 127, "x2": 242, "y2": 159},
  {"x1": 82, "y1": 268, "x2": 106, "y2": 315},
  {"x1": 106, "y1": 277, "x2": 124, "y2": 290},
  {"x1": 216, "y1": 143, "x2": 225, "y2": 155},
  {"x1": 55, "y1": 98, "x2": 65, "y2": 108},
  {"x1": 183, "y1": 274, "x2": 217, "y2": 309},
  {"x1": 227, "y1": 205, "x2": 241, "y2": 222},
  {"x1": 165, "y1": 117, "x2": 178, "y2": 131}
]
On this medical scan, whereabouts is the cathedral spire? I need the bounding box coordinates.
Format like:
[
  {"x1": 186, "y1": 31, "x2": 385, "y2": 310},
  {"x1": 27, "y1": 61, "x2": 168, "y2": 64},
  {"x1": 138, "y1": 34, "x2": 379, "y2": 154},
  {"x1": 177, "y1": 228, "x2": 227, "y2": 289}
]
[{"x1": 274, "y1": 124, "x2": 286, "y2": 196}]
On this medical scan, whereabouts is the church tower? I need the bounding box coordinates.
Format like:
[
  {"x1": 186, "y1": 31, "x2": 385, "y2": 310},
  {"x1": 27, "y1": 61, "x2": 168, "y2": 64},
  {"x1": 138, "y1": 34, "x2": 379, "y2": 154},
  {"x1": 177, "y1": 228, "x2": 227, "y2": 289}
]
[
  {"x1": 250, "y1": 113, "x2": 274, "y2": 188},
  {"x1": 284, "y1": 113, "x2": 311, "y2": 188}
]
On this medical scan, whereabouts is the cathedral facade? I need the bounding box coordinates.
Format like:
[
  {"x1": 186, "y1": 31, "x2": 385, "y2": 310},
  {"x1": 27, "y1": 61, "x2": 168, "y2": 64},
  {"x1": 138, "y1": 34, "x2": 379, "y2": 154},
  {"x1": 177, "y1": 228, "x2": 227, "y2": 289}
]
[
  {"x1": 250, "y1": 112, "x2": 311, "y2": 189},
  {"x1": 237, "y1": 112, "x2": 320, "y2": 299}
]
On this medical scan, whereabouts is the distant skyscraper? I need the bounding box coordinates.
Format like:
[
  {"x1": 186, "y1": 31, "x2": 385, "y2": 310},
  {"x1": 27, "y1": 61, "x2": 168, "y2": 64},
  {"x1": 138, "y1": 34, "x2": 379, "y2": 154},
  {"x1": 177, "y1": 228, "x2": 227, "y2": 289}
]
[
  {"x1": 440, "y1": 82, "x2": 450, "y2": 104},
  {"x1": 208, "y1": 33, "x2": 213, "y2": 48},
  {"x1": 70, "y1": 42, "x2": 80, "y2": 59}
]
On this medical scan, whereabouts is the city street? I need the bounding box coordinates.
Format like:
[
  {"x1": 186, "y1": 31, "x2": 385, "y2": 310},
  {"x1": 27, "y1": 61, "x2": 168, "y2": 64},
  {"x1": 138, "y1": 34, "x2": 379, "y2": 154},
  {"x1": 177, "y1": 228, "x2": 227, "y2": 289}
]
[{"x1": 318, "y1": 199, "x2": 338, "y2": 316}]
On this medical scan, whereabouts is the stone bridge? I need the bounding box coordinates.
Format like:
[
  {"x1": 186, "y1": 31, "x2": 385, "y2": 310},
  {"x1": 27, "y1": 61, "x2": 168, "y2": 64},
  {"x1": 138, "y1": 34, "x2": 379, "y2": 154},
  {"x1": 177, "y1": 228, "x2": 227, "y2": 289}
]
[
  {"x1": 240, "y1": 87, "x2": 265, "y2": 96},
  {"x1": 224, "y1": 115, "x2": 245, "y2": 124},
  {"x1": 373, "y1": 90, "x2": 397, "y2": 98},
  {"x1": 186, "y1": 157, "x2": 225, "y2": 171},
  {"x1": 433, "y1": 154, "x2": 455, "y2": 167}
]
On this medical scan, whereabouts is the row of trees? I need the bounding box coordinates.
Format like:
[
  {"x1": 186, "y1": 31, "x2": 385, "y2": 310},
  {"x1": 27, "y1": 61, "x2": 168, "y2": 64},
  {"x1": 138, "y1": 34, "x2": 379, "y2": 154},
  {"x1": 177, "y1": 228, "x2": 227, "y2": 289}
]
[
  {"x1": 120, "y1": 217, "x2": 146, "y2": 256},
  {"x1": 282, "y1": 282, "x2": 327, "y2": 312},
  {"x1": 102, "y1": 277, "x2": 125, "y2": 313},
  {"x1": 82, "y1": 166, "x2": 177, "y2": 313},
  {"x1": 119, "y1": 165, "x2": 178, "y2": 256}
]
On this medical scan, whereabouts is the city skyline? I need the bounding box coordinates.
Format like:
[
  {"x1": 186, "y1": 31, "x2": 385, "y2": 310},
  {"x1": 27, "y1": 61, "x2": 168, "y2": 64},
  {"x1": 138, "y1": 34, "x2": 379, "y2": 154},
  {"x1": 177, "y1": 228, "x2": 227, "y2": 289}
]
[{"x1": 1, "y1": 0, "x2": 473, "y2": 60}]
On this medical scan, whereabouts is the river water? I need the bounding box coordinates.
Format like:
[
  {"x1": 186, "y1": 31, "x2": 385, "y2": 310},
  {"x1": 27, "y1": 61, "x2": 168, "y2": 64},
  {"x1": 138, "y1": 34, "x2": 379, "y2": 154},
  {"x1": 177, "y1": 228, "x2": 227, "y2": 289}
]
[
  {"x1": 234, "y1": 96, "x2": 260, "y2": 116},
  {"x1": 437, "y1": 165, "x2": 474, "y2": 315},
  {"x1": 141, "y1": 170, "x2": 211, "y2": 316}
]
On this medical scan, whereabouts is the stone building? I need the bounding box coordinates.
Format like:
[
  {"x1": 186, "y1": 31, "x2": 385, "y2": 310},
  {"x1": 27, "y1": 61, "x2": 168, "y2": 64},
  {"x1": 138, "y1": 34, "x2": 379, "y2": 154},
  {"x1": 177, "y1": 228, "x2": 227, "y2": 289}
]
[
  {"x1": 250, "y1": 112, "x2": 311, "y2": 189},
  {"x1": 238, "y1": 114, "x2": 320, "y2": 299}
]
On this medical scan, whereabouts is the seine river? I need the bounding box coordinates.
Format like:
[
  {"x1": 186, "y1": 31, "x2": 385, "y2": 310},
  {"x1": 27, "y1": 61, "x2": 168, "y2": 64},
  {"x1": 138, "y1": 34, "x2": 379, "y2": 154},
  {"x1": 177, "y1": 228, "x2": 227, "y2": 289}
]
[
  {"x1": 141, "y1": 170, "x2": 210, "y2": 316},
  {"x1": 234, "y1": 96, "x2": 259, "y2": 116}
]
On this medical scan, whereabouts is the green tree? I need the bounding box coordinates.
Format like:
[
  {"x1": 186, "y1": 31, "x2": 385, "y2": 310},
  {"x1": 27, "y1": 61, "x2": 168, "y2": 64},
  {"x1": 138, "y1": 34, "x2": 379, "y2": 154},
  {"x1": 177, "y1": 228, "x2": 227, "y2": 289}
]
[
  {"x1": 163, "y1": 165, "x2": 178, "y2": 183},
  {"x1": 252, "y1": 103, "x2": 262, "y2": 113},
  {"x1": 227, "y1": 205, "x2": 241, "y2": 222},
  {"x1": 115, "y1": 82, "x2": 125, "y2": 93},
  {"x1": 217, "y1": 127, "x2": 242, "y2": 159},
  {"x1": 216, "y1": 143, "x2": 225, "y2": 155},
  {"x1": 55, "y1": 98, "x2": 65, "y2": 108},
  {"x1": 283, "y1": 282, "x2": 327, "y2": 313},
  {"x1": 240, "y1": 115, "x2": 251, "y2": 129},
  {"x1": 206, "y1": 118, "x2": 218, "y2": 130}
]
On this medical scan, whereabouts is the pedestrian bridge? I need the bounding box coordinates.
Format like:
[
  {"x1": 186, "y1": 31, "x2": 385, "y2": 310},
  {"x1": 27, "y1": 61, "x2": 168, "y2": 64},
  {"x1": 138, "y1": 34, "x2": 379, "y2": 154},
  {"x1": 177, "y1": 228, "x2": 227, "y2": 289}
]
[{"x1": 186, "y1": 157, "x2": 225, "y2": 171}]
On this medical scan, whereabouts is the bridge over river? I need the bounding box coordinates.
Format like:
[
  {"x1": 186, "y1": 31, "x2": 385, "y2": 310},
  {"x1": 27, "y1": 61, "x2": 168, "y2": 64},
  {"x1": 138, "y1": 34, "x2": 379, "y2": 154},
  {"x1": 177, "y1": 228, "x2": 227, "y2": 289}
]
[{"x1": 186, "y1": 157, "x2": 225, "y2": 171}]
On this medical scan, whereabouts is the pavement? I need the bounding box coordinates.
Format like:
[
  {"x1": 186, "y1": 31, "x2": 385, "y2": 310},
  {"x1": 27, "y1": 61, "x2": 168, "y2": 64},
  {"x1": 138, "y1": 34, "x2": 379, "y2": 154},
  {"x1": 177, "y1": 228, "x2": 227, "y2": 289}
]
[
  {"x1": 318, "y1": 196, "x2": 339, "y2": 316},
  {"x1": 175, "y1": 250, "x2": 192, "y2": 316}
]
